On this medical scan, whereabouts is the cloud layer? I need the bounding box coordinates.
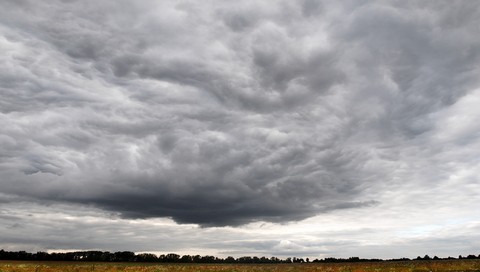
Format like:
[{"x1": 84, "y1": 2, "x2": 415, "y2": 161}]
[{"x1": 1, "y1": 0, "x2": 479, "y2": 255}]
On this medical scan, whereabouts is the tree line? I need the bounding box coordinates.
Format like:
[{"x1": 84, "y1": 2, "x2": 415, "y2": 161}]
[{"x1": 0, "y1": 250, "x2": 479, "y2": 263}]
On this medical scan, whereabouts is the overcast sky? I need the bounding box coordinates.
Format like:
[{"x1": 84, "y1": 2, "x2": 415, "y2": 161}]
[{"x1": 1, "y1": 0, "x2": 479, "y2": 259}]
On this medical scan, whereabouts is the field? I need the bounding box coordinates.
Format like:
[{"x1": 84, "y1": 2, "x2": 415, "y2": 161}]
[{"x1": 1, "y1": 260, "x2": 480, "y2": 272}]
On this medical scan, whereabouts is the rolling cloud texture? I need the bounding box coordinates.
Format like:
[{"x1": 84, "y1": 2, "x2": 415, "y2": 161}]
[{"x1": 1, "y1": 0, "x2": 480, "y2": 232}]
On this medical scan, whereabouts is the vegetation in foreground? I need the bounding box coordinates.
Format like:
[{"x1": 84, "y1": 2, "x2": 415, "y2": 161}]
[{"x1": 1, "y1": 259, "x2": 480, "y2": 272}]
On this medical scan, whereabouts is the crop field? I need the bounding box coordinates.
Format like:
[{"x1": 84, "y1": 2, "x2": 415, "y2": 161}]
[{"x1": 1, "y1": 260, "x2": 480, "y2": 272}]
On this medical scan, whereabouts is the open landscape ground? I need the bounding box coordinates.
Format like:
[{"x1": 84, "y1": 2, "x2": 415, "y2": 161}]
[{"x1": 1, "y1": 260, "x2": 480, "y2": 272}]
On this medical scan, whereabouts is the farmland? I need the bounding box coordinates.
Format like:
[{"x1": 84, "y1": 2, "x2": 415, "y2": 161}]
[{"x1": 1, "y1": 260, "x2": 479, "y2": 272}]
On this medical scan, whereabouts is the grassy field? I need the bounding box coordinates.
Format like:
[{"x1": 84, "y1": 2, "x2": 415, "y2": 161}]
[{"x1": 1, "y1": 260, "x2": 479, "y2": 272}]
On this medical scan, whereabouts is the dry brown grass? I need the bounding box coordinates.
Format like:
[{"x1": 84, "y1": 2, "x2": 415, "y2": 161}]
[{"x1": 0, "y1": 260, "x2": 479, "y2": 272}]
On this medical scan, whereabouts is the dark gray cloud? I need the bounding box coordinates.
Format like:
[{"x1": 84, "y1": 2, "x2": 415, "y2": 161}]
[{"x1": 0, "y1": 1, "x2": 479, "y2": 257}]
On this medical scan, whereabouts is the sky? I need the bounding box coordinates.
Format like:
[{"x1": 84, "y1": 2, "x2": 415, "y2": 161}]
[{"x1": 0, "y1": 0, "x2": 479, "y2": 260}]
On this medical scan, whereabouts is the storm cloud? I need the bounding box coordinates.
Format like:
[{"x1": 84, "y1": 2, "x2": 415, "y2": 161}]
[{"x1": 1, "y1": 0, "x2": 479, "y2": 256}]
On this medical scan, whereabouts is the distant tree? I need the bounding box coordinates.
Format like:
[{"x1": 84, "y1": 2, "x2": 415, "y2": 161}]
[
  {"x1": 84, "y1": 251, "x2": 105, "y2": 261},
  {"x1": 101, "y1": 252, "x2": 113, "y2": 262},
  {"x1": 200, "y1": 255, "x2": 215, "y2": 263},
  {"x1": 3, "y1": 248, "x2": 480, "y2": 264},
  {"x1": 114, "y1": 251, "x2": 135, "y2": 262},
  {"x1": 270, "y1": 256, "x2": 280, "y2": 263},
  {"x1": 238, "y1": 256, "x2": 252, "y2": 263},
  {"x1": 163, "y1": 253, "x2": 180, "y2": 262},
  {"x1": 136, "y1": 253, "x2": 158, "y2": 262},
  {"x1": 35, "y1": 251, "x2": 49, "y2": 261},
  {"x1": 192, "y1": 255, "x2": 201, "y2": 263},
  {"x1": 390, "y1": 257, "x2": 410, "y2": 261},
  {"x1": 180, "y1": 255, "x2": 193, "y2": 263},
  {"x1": 259, "y1": 256, "x2": 269, "y2": 263},
  {"x1": 224, "y1": 256, "x2": 235, "y2": 263}
]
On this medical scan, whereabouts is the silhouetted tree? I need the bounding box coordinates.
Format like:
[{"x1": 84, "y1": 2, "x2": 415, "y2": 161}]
[
  {"x1": 136, "y1": 253, "x2": 158, "y2": 262},
  {"x1": 224, "y1": 256, "x2": 235, "y2": 263},
  {"x1": 2, "y1": 248, "x2": 480, "y2": 264},
  {"x1": 180, "y1": 255, "x2": 193, "y2": 263},
  {"x1": 113, "y1": 251, "x2": 135, "y2": 262}
]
